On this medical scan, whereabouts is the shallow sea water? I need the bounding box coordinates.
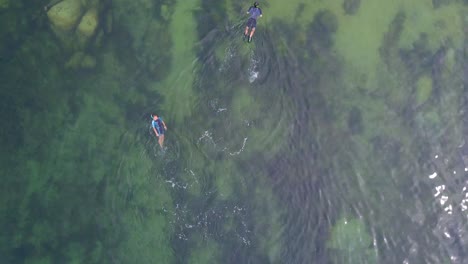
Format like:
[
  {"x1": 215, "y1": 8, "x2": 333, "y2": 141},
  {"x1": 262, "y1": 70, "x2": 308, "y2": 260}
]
[{"x1": 1, "y1": 0, "x2": 467, "y2": 263}]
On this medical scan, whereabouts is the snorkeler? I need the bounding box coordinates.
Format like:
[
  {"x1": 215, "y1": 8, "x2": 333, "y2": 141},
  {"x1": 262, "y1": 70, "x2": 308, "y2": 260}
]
[
  {"x1": 244, "y1": 2, "x2": 263, "y2": 43},
  {"x1": 151, "y1": 114, "x2": 168, "y2": 149}
]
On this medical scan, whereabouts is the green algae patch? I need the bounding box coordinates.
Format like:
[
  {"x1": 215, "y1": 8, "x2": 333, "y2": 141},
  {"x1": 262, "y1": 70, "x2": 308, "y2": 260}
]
[
  {"x1": 398, "y1": 3, "x2": 466, "y2": 51},
  {"x1": 334, "y1": 0, "x2": 401, "y2": 91},
  {"x1": 12, "y1": 96, "x2": 175, "y2": 262},
  {"x1": 327, "y1": 217, "x2": 377, "y2": 264},
  {"x1": 214, "y1": 39, "x2": 231, "y2": 63},
  {"x1": 113, "y1": 0, "x2": 158, "y2": 48},
  {"x1": 224, "y1": 0, "x2": 239, "y2": 23},
  {"x1": 415, "y1": 75, "x2": 433, "y2": 106},
  {"x1": 187, "y1": 236, "x2": 220, "y2": 264},
  {"x1": 246, "y1": 104, "x2": 291, "y2": 159},
  {"x1": 53, "y1": 94, "x2": 174, "y2": 262},
  {"x1": 229, "y1": 85, "x2": 291, "y2": 159},
  {"x1": 117, "y1": 213, "x2": 174, "y2": 263},
  {"x1": 336, "y1": 1, "x2": 467, "y2": 91},
  {"x1": 236, "y1": 1, "x2": 437, "y2": 92},
  {"x1": 444, "y1": 48, "x2": 456, "y2": 73},
  {"x1": 0, "y1": 0, "x2": 9, "y2": 9},
  {"x1": 215, "y1": 160, "x2": 237, "y2": 199},
  {"x1": 24, "y1": 256, "x2": 52, "y2": 264},
  {"x1": 252, "y1": 175, "x2": 284, "y2": 263},
  {"x1": 3, "y1": 39, "x2": 175, "y2": 261},
  {"x1": 343, "y1": 0, "x2": 361, "y2": 15},
  {"x1": 263, "y1": 0, "x2": 340, "y2": 25},
  {"x1": 230, "y1": 87, "x2": 259, "y2": 119},
  {"x1": 155, "y1": 0, "x2": 200, "y2": 124}
]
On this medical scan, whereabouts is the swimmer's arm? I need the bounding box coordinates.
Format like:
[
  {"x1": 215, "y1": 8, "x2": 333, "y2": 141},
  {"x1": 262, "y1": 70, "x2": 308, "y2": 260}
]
[{"x1": 162, "y1": 120, "x2": 168, "y2": 130}]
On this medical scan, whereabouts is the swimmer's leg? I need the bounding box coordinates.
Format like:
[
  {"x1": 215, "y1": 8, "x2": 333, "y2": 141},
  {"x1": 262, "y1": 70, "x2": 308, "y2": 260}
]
[
  {"x1": 159, "y1": 134, "x2": 165, "y2": 149},
  {"x1": 248, "y1": 27, "x2": 256, "y2": 42},
  {"x1": 244, "y1": 26, "x2": 250, "y2": 40}
]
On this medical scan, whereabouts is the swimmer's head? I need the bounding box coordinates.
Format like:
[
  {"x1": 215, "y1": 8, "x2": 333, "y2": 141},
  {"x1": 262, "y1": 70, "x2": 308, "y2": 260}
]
[{"x1": 254, "y1": 2, "x2": 259, "y2": 7}]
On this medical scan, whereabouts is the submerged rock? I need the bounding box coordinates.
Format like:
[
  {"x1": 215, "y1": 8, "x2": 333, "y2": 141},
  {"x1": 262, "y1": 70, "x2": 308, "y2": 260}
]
[
  {"x1": 65, "y1": 51, "x2": 85, "y2": 69},
  {"x1": 47, "y1": 0, "x2": 83, "y2": 32},
  {"x1": 80, "y1": 54, "x2": 96, "y2": 69},
  {"x1": 77, "y1": 8, "x2": 99, "y2": 39},
  {"x1": 343, "y1": 0, "x2": 361, "y2": 15},
  {"x1": 160, "y1": 4, "x2": 171, "y2": 21},
  {"x1": 65, "y1": 52, "x2": 96, "y2": 69},
  {"x1": 46, "y1": 0, "x2": 106, "y2": 68}
]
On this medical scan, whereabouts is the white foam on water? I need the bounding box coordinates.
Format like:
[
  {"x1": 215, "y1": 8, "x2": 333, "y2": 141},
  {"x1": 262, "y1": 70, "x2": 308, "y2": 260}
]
[
  {"x1": 444, "y1": 205, "x2": 452, "y2": 214},
  {"x1": 248, "y1": 54, "x2": 259, "y2": 83},
  {"x1": 229, "y1": 137, "x2": 248, "y2": 156},
  {"x1": 434, "y1": 185, "x2": 445, "y2": 197},
  {"x1": 198, "y1": 130, "x2": 216, "y2": 146},
  {"x1": 249, "y1": 71, "x2": 258, "y2": 83},
  {"x1": 425, "y1": 151, "x2": 468, "y2": 264},
  {"x1": 461, "y1": 200, "x2": 467, "y2": 211},
  {"x1": 440, "y1": 195, "x2": 448, "y2": 205}
]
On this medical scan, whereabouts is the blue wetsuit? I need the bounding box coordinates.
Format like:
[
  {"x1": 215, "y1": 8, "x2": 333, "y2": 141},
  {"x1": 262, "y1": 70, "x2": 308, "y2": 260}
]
[
  {"x1": 246, "y1": 6, "x2": 262, "y2": 28},
  {"x1": 152, "y1": 118, "x2": 165, "y2": 136}
]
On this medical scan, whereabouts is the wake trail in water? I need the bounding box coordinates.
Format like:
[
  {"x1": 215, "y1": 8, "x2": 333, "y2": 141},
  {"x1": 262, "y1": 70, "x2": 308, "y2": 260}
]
[{"x1": 133, "y1": 19, "x2": 291, "y2": 252}]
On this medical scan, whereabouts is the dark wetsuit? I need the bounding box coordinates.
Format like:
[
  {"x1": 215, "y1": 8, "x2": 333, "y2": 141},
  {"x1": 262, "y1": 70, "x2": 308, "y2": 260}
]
[
  {"x1": 246, "y1": 6, "x2": 262, "y2": 28},
  {"x1": 152, "y1": 118, "x2": 165, "y2": 136}
]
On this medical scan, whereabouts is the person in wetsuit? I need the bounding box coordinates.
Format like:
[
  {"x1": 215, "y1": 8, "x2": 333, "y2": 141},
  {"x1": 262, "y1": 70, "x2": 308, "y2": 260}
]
[
  {"x1": 244, "y1": 2, "x2": 263, "y2": 43},
  {"x1": 151, "y1": 114, "x2": 168, "y2": 149}
]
